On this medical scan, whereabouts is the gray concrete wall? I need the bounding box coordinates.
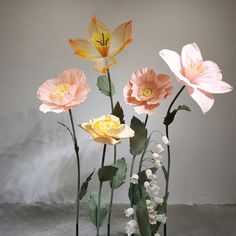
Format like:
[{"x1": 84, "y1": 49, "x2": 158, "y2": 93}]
[{"x1": 0, "y1": 0, "x2": 235, "y2": 204}]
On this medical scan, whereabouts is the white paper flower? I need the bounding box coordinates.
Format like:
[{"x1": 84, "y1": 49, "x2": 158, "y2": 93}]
[
  {"x1": 156, "y1": 214, "x2": 167, "y2": 224},
  {"x1": 156, "y1": 144, "x2": 165, "y2": 153},
  {"x1": 130, "y1": 174, "x2": 139, "y2": 184},
  {"x1": 154, "y1": 233, "x2": 160, "y2": 236},
  {"x1": 153, "y1": 159, "x2": 162, "y2": 168},
  {"x1": 162, "y1": 135, "x2": 170, "y2": 145},
  {"x1": 124, "y1": 207, "x2": 134, "y2": 217},
  {"x1": 152, "y1": 152, "x2": 160, "y2": 158},
  {"x1": 146, "y1": 169, "x2": 152, "y2": 179},
  {"x1": 153, "y1": 196, "x2": 164, "y2": 204},
  {"x1": 125, "y1": 219, "x2": 138, "y2": 236},
  {"x1": 144, "y1": 181, "x2": 150, "y2": 189}
]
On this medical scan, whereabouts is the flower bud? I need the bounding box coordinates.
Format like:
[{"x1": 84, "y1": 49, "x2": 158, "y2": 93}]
[
  {"x1": 156, "y1": 144, "x2": 165, "y2": 153},
  {"x1": 130, "y1": 174, "x2": 139, "y2": 184},
  {"x1": 145, "y1": 169, "x2": 152, "y2": 179},
  {"x1": 144, "y1": 181, "x2": 150, "y2": 189},
  {"x1": 162, "y1": 135, "x2": 170, "y2": 145},
  {"x1": 124, "y1": 207, "x2": 134, "y2": 217}
]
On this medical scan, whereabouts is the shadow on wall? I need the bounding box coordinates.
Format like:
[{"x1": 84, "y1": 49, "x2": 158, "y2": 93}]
[{"x1": 0, "y1": 109, "x2": 99, "y2": 203}]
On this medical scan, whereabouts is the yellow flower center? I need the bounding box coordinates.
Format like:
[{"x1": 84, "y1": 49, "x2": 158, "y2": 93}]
[
  {"x1": 92, "y1": 31, "x2": 111, "y2": 57},
  {"x1": 189, "y1": 63, "x2": 205, "y2": 74},
  {"x1": 143, "y1": 88, "x2": 152, "y2": 97},
  {"x1": 93, "y1": 118, "x2": 120, "y2": 134},
  {"x1": 53, "y1": 83, "x2": 70, "y2": 100}
]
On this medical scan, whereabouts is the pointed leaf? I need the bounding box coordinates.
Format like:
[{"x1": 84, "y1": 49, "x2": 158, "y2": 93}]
[
  {"x1": 89, "y1": 192, "x2": 108, "y2": 228},
  {"x1": 97, "y1": 75, "x2": 115, "y2": 96},
  {"x1": 98, "y1": 165, "x2": 118, "y2": 182},
  {"x1": 136, "y1": 199, "x2": 152, "y2": 236},
  {"x1": 130, "y1": 116, "x2": 148, "y2": 155},
  {"x1": 112, "y1": 102, "x2": 125, "y2": 124},
  {"x1": 79, "y1": 169, "x2": 95, "y2": 200},
  {"x1": 163, "y1": 104, "x2": 191, "y2": 126},
  {"x1": 110, "y1": 158, "x2": 127, "y2": 189}
]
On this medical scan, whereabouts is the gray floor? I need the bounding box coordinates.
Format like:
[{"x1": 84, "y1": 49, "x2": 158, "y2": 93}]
[{"x1": 0, "y1": 204, "x2": 235, "y2": 236}]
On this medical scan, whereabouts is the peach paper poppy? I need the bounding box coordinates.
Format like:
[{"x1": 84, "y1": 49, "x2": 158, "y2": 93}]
[
  {"x1": 123, "y1": 68, "x2": 173, "y2": 115},
  {"x1": 159, "y1": 43, "x2": 233, "y2": 113},
  {"x1": 69, "y1": 16, "x2": 132, "y2": 73},
  {"x1": 37, "y1": 69, "x2": 90, "y2": 113}
]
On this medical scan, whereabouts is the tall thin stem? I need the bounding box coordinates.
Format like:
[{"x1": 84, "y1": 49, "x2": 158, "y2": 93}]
[
  {"x1": 107, "y1": 68, "x2": 116, "y2": 236},
  {"x1": 69, "y1": 109, "x2": 80, "y2": 236},
  {"x1": 107, "y1": 69, "x2": 114, "y2": 112},
  {"x1": 97, "y1": 144, "x2": 107, "y2": 236},
  {"x1": 163, "y1": 85, "x2": 185, "y2": 236}
]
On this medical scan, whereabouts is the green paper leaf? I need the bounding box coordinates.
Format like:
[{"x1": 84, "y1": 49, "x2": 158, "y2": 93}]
[
  {"x1": 98, "y1": 165, "x2": 118, "y2": 182},
  {"x1": 136, "y1": 199, "x2": 152, "y2": 236},
  {"x1": 163, "y1": 104, "x2": 191, "y2": 126},
  {"x1": 79, "y1": 169, "x2": 95, "y2": 200},
  {"x1": 110, "y1": 158, "x2": 127, "y2": 189},
  {"x1": 128, "y1": 184, "x2": 141, "y2": 205},
  {"x1": 130, "y1": 116, "x2": 148, "y2": 156},
  {"x1": 89, "y1": 192, "x2": 108, "y2": 228},
  {"x1": 96, "y1": 75, "x2": 115, "y2": 96},
  {"x1": 112, "y1": 102, "x2": 125, "y2": 124}
]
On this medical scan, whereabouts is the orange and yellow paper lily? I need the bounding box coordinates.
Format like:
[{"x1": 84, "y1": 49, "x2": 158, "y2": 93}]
[{"x1": 69, "y1": 16, "x2": 132, "y2": 73}]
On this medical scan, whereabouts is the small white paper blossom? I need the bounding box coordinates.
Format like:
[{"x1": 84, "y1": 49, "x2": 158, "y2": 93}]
[
  {"x1": 153, "y1": 196, "x2": 164, "y2": 204},
  {"x1": 152, "y1": 152, "x2": 160, "y2": 158},
  {"x1": 153, "y1": 159, "x2": 162, "y2": 169},
  {"x1": 154, "y1": 233, "x2": 160, "y2": 236},
  {"x1": 162, "y1": 135, "x2": 170, "y2": 145},
  {"x1": 156, "y1": 144, "x2": 165, "y2": 153},
  {"x1": 125, "y1": 219, "x2": 138, "y2": 236},
  {"x1": 130, "y1": 174, "x2": 139, "y2": 184},
  {"x1": 156, "y1": 214, "x2": 167, "y2": 224},
  {"x1": 124, "y1": 207, "x2": 134, "y2": 217},
  {"x1": 146, "y1": 169, "x2": 152, "y2": 179},
  {"x1": 144, "y1": 181, "x2": 150, "y2": 189}
]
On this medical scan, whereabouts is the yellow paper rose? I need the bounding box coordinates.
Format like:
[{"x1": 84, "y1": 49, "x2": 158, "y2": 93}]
[{"x1": 80, "y1": 114, "x2": 135, "y2": 145}]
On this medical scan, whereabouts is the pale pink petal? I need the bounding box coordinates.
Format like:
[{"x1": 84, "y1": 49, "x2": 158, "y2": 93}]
[
  {"x1": 203, "y1": 61, "x2": 223, "y2": 80},
  {"x1": 188, "y1": 87, "x2": 214, "y2": 113},
  {"x1": 39, "y1": 103, "x2": 66, "y2": 113},
  {"x1": 195, "y1": 77, "x2": 233, "y2": 94},
  {"x1": 181, "y1": 43, "x2": 203, "y2": 69},
  {"x1": 159, "y1": 49, "x2": 192, "y2": 87},
  {"x1": 37, "y1": 79, "x2": 57, "y2": 103}
]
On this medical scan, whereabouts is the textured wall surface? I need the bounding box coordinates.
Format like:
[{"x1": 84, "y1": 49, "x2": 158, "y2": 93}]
[{"x1": 0, "y1": 0, "x2": 235, "y2": 204}]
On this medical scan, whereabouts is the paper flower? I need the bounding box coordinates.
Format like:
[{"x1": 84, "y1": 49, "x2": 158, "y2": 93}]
[
  {"x1": 125, "y1": 219, "x2": 138, "y2": 236},
  {"x1": 37, "y1": 69, "x2": 90, "y2": 113},
  {"x1": 80, "y1": 114, "x2": 134, "y2": 145},
  {"x1": 124, "y1": 208, "x2": 134, "y2": 217},
  {"x1": 123, "y1": 68, "x2": 173, "y2": 115},
  {"x1": 69, "y1": 16, "x2": 132, "y2": 73},
  {"x1": 130, "y1": 174, "x2": 139, "y2": 184},
  {"x1": 159, "y1": 43, "x2": 233, "y2": 113}
]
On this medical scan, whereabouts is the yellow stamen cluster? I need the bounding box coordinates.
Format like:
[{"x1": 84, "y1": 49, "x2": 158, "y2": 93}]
[
  {"x1": 93, "y1": 119, "x2": 120, "y2": 134},
  {"x1": 143, "y1": 88, "x2": 152, "y2": 97},
  {"x1": 53, "y1": 83, "x2": 70, "y2": 100}
]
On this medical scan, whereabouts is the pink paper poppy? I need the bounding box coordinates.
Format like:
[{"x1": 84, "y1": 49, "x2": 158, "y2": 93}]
[
  {"x1": 123, "y1": 68, "x2": 173, "y2": 115},
  {"x1": 159, "y1": 43, "x2": 233, "y2": 113},
  {"x1": 37, "y1": 69, "x2": 90, "y2": 113}
]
